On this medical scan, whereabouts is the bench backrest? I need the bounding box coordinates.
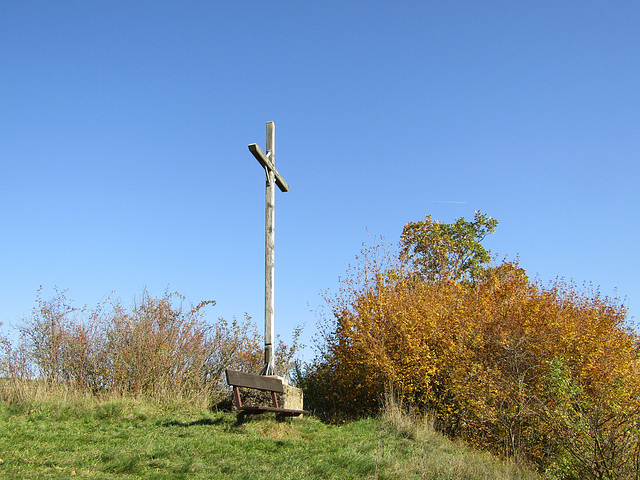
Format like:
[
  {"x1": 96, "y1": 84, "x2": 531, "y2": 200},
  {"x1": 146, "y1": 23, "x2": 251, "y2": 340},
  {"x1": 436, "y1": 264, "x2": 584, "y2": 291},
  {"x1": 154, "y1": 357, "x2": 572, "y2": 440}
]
[{"x1": 225, "y1": 369, "x2": 284, "y2": 393}]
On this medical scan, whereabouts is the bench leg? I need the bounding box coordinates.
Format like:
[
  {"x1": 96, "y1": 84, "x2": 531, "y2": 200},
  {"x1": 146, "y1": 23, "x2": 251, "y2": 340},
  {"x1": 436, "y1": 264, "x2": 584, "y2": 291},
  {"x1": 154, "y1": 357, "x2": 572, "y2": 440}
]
[{"x1": 233, "y1": 386, "x2": 243, "y2": 409}]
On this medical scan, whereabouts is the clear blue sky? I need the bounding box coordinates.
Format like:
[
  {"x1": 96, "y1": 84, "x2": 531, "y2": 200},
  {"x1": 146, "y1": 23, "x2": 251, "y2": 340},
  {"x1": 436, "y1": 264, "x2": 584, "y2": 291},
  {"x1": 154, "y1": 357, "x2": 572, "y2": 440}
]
[{"x1": 2, "y1": 2, "x2": 638, "y2": 356}]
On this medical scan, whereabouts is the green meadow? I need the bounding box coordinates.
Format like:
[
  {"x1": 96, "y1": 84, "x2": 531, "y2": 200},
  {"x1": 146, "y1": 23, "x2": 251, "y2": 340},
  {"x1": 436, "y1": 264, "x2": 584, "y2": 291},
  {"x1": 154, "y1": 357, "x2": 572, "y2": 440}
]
[{"x1": 0, "y1": 393, "x2": 538, "y2": 480}]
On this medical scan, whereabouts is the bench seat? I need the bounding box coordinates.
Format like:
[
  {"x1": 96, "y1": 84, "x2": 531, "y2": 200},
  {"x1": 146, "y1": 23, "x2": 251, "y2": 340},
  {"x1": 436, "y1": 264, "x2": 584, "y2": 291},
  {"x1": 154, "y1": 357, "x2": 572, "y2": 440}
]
[{"x1": 225, "y1": 369, "x2": 308, "y2": 418}]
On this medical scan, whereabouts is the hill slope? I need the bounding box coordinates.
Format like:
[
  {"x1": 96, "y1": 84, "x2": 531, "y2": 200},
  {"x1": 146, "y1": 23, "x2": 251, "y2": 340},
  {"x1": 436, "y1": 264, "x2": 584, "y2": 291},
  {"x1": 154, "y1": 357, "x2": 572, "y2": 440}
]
[{"x1": 0, "y1": 397, "x2": 539, "y2": 479}]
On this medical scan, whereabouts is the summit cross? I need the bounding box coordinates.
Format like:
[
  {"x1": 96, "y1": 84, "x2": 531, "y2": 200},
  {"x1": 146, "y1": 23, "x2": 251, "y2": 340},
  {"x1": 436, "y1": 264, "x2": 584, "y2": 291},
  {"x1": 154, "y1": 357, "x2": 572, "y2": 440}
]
[{"x1": 248, "y1": 121, "x2": 289, "y2": 376}]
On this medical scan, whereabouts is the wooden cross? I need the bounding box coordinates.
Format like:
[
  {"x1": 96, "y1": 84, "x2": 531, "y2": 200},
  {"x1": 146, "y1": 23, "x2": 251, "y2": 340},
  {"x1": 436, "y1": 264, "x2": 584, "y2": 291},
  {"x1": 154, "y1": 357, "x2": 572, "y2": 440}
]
[{"x1": 248, "y1": 121, "x2": 289, "y2": 376}]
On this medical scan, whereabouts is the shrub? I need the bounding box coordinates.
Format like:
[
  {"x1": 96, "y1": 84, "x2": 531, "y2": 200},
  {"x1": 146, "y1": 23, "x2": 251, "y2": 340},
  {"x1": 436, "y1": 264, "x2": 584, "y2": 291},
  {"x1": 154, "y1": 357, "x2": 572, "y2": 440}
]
[
  {"x1": 302, "y1": 240, "x2": 640, "y2": 478},
  {"x1": 6, "y1": 288, "x2": 299, "y2": 403}
]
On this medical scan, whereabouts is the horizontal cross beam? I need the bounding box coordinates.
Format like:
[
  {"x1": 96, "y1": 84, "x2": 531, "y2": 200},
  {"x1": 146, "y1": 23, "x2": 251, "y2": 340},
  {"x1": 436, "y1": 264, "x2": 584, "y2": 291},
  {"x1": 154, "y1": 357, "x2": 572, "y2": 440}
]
[{"x1": 248, "y1": 143, "x2": 290, "y2": 192}]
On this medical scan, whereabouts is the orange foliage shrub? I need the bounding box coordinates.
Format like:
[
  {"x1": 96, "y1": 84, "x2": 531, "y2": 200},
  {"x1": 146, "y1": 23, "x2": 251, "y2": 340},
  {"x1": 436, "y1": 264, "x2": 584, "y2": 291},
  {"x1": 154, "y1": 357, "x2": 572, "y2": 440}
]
[{"x1": 304, "y1": 243, "x2": 640, "y2": 478}]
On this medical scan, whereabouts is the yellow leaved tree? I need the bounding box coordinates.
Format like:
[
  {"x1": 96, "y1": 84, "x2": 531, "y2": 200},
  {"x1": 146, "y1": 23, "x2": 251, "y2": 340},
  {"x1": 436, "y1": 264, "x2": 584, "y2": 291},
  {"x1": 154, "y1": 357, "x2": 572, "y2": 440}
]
[{"x1": 301, "y1": 215, "x2": 640, "y2": 479}]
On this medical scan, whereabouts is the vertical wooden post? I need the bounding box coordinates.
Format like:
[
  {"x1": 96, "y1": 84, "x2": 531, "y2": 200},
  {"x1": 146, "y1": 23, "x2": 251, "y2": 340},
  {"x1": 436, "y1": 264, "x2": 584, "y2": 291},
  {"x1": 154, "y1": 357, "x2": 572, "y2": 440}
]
[
  {"x1": 248, "y1": 122, "x2": 288, "y2": 376},
  {"x1": 263, "y1": 121, "x2": 276, "y2": 375}
]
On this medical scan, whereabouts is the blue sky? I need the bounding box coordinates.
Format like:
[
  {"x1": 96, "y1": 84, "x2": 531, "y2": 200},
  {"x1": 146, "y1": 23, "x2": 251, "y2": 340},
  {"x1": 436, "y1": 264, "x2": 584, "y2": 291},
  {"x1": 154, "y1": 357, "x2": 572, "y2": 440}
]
[{"x1": 2, "y1": 2, "x2": 638, "y2": 356}]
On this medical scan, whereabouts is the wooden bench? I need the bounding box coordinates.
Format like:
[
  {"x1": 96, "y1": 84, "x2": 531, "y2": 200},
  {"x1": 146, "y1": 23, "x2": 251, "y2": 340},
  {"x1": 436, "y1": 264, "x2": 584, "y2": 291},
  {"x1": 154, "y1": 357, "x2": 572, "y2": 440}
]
[{"x1": 225, "y1": 369, "x2": 308, "y2": 419}]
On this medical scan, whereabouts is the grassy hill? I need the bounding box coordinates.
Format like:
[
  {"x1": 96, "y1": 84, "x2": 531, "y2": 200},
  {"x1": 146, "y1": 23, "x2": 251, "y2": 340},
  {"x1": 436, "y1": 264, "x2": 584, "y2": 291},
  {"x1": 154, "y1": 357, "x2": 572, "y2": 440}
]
[{"x1": 0, "y1": 395, "x2": 539, "y2": 480}]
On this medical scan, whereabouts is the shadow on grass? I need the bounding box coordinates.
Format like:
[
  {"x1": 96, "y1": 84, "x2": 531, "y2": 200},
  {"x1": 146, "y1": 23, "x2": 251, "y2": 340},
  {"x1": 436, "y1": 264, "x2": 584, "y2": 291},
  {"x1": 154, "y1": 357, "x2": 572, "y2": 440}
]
[
  {"x1": 159, "y1": 411, "x2": 269, "y2": 429},
  {"x1": 160, "y1": 411, "x2": 305, "y2": 432},
  {"x1": 161, "y1": 417, "x2": 227, "y2": 427}
]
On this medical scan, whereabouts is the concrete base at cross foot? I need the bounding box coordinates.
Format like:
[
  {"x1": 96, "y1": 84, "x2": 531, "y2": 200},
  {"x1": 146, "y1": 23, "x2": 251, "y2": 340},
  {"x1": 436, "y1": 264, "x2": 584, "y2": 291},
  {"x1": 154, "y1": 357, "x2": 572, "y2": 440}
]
[
  {"x1": 281, "y1": 383, "x2": 304, "y2": 412},
  {"x1": 271, "y1": 376, "x2": 304, "y2": 413}
]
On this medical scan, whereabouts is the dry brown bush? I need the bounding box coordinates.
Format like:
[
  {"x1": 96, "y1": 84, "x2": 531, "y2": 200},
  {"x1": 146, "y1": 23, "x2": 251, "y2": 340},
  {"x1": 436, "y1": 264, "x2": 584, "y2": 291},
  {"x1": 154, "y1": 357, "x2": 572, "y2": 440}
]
[{"x1": 4, "y1": 288, "x2": 299, "y2": 404}]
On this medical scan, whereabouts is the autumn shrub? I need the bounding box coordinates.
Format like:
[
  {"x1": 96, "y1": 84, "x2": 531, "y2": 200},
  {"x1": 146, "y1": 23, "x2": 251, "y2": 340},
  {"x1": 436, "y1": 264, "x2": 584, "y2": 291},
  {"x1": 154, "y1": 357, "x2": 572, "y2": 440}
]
[
  {"x1": 0, "y1": 322, "x2": 11, "y2": 380},
  {"x1": 5, "y1": 288, "x2": 299, "y2": 404},
  {"x1": 0, "y1": 322, "x2": 7, "y2": 370},
  {"x1": 302, "y1": 240, "x2": 640, "y2": 478}
]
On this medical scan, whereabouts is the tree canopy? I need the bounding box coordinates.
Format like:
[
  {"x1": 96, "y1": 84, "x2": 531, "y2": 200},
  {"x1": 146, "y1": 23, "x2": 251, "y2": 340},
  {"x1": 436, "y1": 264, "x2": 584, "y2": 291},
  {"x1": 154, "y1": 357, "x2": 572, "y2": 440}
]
[{"x1": 400, "y1": 211, "x2": 498, "y2": 282}]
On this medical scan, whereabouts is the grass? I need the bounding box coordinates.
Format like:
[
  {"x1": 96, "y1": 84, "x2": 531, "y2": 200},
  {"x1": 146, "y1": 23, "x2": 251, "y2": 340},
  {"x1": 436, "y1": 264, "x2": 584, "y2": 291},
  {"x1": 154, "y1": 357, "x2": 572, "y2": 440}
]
[{"x1": 0, "y1": 388, "x2": 540, "y2": 479}]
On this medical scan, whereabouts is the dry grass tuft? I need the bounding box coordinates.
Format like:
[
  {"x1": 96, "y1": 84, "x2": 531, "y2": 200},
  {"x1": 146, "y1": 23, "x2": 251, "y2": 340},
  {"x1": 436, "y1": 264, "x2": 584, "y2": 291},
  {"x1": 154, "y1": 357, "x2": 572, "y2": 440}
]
[{"x1": 378, "y1": 391, "x2": 540, "y2": 480}]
